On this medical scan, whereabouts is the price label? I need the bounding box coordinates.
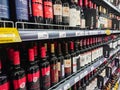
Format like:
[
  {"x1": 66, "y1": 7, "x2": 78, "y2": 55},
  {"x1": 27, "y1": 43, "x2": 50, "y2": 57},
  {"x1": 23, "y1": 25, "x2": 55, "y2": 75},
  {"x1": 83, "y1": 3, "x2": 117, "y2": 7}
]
[
  {"x1": 100, "y1": 61, "x2": 102, "y2": 64},
  {"x1": 64, "y1": 83, "x2": 70, "y2": 90},
  {"x1": 74, "y1": 76, "x2": 79, "y2": 83},
  {"x1": 80, "y1": 73, "x2": 84, "y2": 79},
  {"x1": 105, "y1": 29, "x2": 111, "y2": 35},
  {"x1": 38, "y1": 32, "x2": 48, "y2": 39},
  {"x1": 0, "y1": 28, "x2": 21, "y2": 44},
  {"x1": 91, "y1": 66, "x2": 94, "y2": 71},
  {"x1": 59, "y1": 32, "x2": 66, "y2": 38},
  {"x1": 76, "y1": 31, "x2": 81, "y2": 36},
  {"x1": 84, "y1": 71, "x2": 88, "y2": 76}
]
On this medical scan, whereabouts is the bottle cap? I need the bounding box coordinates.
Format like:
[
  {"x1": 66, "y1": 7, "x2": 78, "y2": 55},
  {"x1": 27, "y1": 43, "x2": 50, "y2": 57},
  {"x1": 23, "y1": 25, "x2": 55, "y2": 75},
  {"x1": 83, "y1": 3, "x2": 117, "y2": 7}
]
[
  {"x1": 29, "y1": 48, "x2": 35, "y2": 62},
  {"x1": 51, "y1": 43, "x2": 55, "y2": 53},
  {"x1": 84, "y1": 0, "x2": 88, "y2": 7},
  {"x1": 70, "y1": 41, "x2": 74, "y2": 50},
  {"x1": 13, "y1": 51, "x2": 20, "y2": 65},
  {"x1": 93, "y1": 4, "x2": 96, "y2": 9},
  {"x1": 79, "y1": 0, "x2": 83, "y2": 7}
]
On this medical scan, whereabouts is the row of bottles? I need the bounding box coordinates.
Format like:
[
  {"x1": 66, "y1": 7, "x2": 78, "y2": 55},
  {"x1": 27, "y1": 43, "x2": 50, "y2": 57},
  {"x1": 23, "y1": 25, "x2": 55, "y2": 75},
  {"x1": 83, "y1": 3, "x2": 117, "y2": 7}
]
[{"x1": 0, "y1": 0, "x2": 119, "y2": 30}]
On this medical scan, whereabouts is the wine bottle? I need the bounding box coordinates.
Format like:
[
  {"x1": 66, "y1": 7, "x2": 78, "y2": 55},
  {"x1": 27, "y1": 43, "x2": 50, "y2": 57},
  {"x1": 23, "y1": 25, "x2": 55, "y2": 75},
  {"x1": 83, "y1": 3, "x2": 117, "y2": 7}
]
[
  {"x1": 28, "y1": 0, "x2": 43, "y2": 23},
  {"x1": 43, "y1": 0, "x2": 53, "y2": 29},
  {"x1": 69, "y1": 0, "x2": 77, "y2": 29},
  {"x1": 62, "y1": 0, "x2": 70, "y2": 26},
  {"x1": 11, "y1": 51, "x2": 27, "y2": 90},
  {"x1": 0, "y1": 60, "x2": 10, "y2": 90},
  {"x1": 57, "y1": 42, "x2": 65, "y2": 81},
  {"x1": 40, "y1": 46, "x2": 51, "y2": 90},
  {"x1": 53, "y1": 0, "x2": 62, "y2": 27},
  {"x1": 69, "y1": 41, "x2": 77, "y2": 73},
  {"x1": 49, "y1": 43, "x2": 58, "y2": 86},
  {"x1": 33, "y1": 43, "x2": 39, "y2": 64},
  {"x1": 62, "y1": 42, "x2": 71, "y2": 77},
  {"x1": 26, "y1": 48, "x2": 40, "y2": 90}
]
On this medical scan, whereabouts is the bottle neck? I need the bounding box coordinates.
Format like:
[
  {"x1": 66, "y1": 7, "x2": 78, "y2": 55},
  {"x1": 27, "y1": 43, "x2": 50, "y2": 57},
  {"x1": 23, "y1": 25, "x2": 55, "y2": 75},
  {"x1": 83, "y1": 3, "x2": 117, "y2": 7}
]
[
  {"x1": 41, "y1": 47, "x2": 47, "y2": 60},
  {"x1": 58, "y1": 43, "x2": 62, "y2": 56},
  {"x1": 51, "y1": 43, "x2": 55, "y2": 54}
]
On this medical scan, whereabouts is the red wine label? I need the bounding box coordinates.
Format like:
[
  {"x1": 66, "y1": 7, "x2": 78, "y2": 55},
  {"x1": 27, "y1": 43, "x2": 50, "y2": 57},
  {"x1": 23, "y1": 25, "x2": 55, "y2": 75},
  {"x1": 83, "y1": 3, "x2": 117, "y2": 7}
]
[
  {"x1": 13, "y1": 77, "x2": 26, "y2": 90},
  {"x1": 44, "y1": 1, "x2": 53, "y2": 19},
  {"x1": 32, "y1": 0, "x2": 42, "y2": 3},
  {"x1": 0, "y1": 81, "x2": 9, "y2": 90},
  {"x1": 27, "y1": 71, "x2": 40, "y2": 90},
  {"x1": 64, "y1": 59, "x2": 71, "y2": 75},
  {"x1": 13, "y1": 51, "x2": 20, "y2": 65},
  {"x1": 41, "y1": 66, "x2": 51, "y2": 89},
  {"x1": 32, "y1": 3, "x2": 43, "y2": 17},
  {"x1": 50, "y1": 64, "x2": 58, "y2": 83}
]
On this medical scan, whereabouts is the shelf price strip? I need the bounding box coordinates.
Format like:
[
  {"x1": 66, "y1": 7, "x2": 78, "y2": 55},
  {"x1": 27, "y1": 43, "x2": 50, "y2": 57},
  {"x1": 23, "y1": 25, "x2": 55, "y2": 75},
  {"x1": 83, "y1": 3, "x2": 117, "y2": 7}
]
[
  {"x1": 59, "y1": 32, "x2": 66, "y2": 38},
  {"x1": 38, "y1": 32, "x2": 49, "y2": 39}
]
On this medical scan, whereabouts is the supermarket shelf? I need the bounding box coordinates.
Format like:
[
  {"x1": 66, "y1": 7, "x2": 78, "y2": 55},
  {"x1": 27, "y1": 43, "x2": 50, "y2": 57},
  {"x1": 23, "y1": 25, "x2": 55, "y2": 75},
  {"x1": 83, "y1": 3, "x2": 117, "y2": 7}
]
[
  {"x1": 19, "y1": 29, "x2": 120, "y2": 41},
  {"x1": 49, "y1": 47, "x2": 120, "y2": 90},
  {"x1": 102, "y1": 0, "x2": 120, "y2": 13}
]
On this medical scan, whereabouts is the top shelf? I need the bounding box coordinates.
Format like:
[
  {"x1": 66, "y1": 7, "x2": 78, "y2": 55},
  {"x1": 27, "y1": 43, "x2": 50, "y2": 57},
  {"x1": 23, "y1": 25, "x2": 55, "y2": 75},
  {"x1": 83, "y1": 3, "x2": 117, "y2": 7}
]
[{"x1": 19, "y1": 29, "x2": 120, "y2": 41}]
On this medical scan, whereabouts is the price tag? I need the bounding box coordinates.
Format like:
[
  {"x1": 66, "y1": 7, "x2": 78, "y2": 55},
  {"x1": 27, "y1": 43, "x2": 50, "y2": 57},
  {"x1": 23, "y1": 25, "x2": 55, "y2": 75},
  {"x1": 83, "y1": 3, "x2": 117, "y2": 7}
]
[
  {"x1": 38, "y1": 32, "x2": 48, "y2": 39},
  {"x1": 74, "y1": 76, "x2": 79, "y2": 83},
  {"x1": 91, "y1": 66, "x2": 94, "y2": 71},
  {"x1": 59, "y1": 32, "x2": 66, "y2": 38},
  {"x1": 76, "y1": 31, "x2": 81, "y2": 36},
  {"x1": 80, "y1": 73, "x2": 84, "y2": 79},
  {"x1": 105, "y1": 29, "x2": 111, "y2": 35},
  {"x1": 64, "y1": 83, "x2": 70, "y2": 90},
  {"x1": 0, "y1": 28, "x2": 21, "y2": 44},
  {"x1": 84, "y1": 71, "x2": 88, "y2": 76},
  {"x1": 100, "y1": 61, "x2": 102, "y2": 64}
]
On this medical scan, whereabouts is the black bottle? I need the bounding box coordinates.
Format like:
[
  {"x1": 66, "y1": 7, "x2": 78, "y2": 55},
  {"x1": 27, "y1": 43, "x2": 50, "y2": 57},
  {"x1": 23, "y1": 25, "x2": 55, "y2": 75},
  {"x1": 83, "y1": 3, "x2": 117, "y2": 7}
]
[
  {"x1": 43, "y1": 0, "x2": 53, "y2": 29},
  {"x1": 0, "y1": 60, "x2": 10, "y2": 90},
  {"x1": 11, "y1": 51, "x2": 27, "y2": 90},
  {"x1": 26, "y1": 48, "x2": 40, "y2": 90},
  {"x1": 28, "y1": 0, "x2": 43, "y2": 23},
  {"x1": 62, "y1": 42, "x2": 71, "y2": 77},
  {"x1": 69, "y1": 41, "x2": 77, "y2": 73},
  {"x1": 40, "y1": 46, "x2": 51, "y2": 90},
  {"x1": 57, "y1": 42, "x2": 65, "y2": 81},
  {"x1": 49, "y1": 43, "x2": 58, "y2": 86}
]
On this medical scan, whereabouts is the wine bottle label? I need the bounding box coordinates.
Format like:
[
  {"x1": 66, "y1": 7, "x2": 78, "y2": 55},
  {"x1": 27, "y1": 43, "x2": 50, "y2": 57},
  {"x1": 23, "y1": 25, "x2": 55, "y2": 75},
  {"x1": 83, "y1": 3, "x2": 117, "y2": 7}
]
[
  {"x1": 63, "y1": 7, "x2": 69, "y2": 17},
  {"x1": 32, "y1": 3, "x2": 43, "y2": 17},
  {"x1": 62, "y1": 64, "x2": 65, "y2": 77},
  {"x1": 13, "y1": 77, "x2": 26, "y2": 90},
  {"x1": 15, "y1": 0, "x2": 28, "y2": 20},
  {"x1": 53, "y1": 4, "x2": 62, "y2": 15},
  {"x1": 44, "y1": 1, "x2": 53, "y2": 19},
  {"x1": 76, "y1": 10, "x2": 81, "y2": 26},
  {"x1": 0, "y1": 0, "x2": 9, "y2": 19},
  {"x1": 50, "y1": 64, "x2": 58, "y2": 83},
  {"x1": 76, "y1": 55, "x2": 80, "y2": 69},
  {"x1": 69, "y1": 8, "x2": 76, "y2": 26},
  {"x1": 72, "y1": 57, "x2": 77, "y2": 73},
  {"x1": 81, "y1": 19, "x2": 86, "y2": 28},
  {"x1": 0, "y1": 81, "x2": 9, "y2": 90},
  {"x1": 27, "y1": 71, "x2": 40, "y2": 90},
  {"x1": 64, "y1": 59, "x2": 71, "y2": 74},
  {"x1": 41, "y1": 66, "x2": 51, "y2": 89},
  {"x1": 57, "y1": 62, "x2": 61, "y2": 71}
]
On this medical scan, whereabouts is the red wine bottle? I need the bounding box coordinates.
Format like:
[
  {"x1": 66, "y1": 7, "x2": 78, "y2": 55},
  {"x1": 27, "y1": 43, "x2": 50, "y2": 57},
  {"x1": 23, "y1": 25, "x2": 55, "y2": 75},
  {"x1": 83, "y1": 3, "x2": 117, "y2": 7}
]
[
  {"x1": 0, "y1": 60, "x2": 10, "y2": 90},
  {"x1": 62, "y1": 42, "x2": 71, "y2": 77},
  {"x1": 26, "y1": 48, "x2": 40, "y2": 90},
  {"x1": 43, "y1": 0, "x2": 53, "y2": 28},
  {"x1": 11, "y1": 51, "x2": 27, "y2": 90},
  {"x1": 49, "y1": 43, "x2": 58, "y2": 86},
  {"x1": 29, "y1": 0, "x2": 43, "y2": 23},
  {"x1": 53, "y1": 0, "x2": 62, "y2": 25},
  {"x1": 69, "y1": 41, "x2": 77, "y2": 73},
  {"x1": 33, "y1": 43, "x2": 39, "y2": 64},
  {"x1": 62, "y1": 0, "x2": 70, "y2": 25},
  {"x1": 57, "y1": 42, "x2": 65, "y2": 81},
  {"x1": 40, "y1": 46, "x2": 51, "y2": 90}
]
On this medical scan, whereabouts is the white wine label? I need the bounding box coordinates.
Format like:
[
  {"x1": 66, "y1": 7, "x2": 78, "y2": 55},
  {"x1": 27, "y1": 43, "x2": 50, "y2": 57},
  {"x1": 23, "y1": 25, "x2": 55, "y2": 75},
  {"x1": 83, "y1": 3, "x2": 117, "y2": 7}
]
[
  {"x1": 63, "y1": 7, "x2": 69, "y2": 16},
  {"x1": 54, "y1": 4, "x2": 62, "y2": 15},
  {"x1": 69, "y1": 8, "x2": 76, "y2": 26}
]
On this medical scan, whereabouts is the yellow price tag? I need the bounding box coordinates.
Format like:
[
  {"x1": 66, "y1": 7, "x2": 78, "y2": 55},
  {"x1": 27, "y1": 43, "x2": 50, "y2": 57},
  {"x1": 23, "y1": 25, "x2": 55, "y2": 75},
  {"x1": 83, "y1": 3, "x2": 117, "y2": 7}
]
[
  {"x1": 105, "y1": 29, "x2": 111, "y2": 35},
  {"x1": 0, "y1": 28, "x2": 21, "y2": 44}
]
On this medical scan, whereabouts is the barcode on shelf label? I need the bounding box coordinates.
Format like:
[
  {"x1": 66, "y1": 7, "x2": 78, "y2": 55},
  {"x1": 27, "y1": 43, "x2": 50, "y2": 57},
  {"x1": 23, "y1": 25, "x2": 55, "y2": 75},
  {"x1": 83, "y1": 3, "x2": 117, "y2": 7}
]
[
  {"x1": 76, "y1": 32, "x2": 81, "y2": 36},
  {"x1": 38, "y1": 32, "x2": 48, "y2": 39},
  {"x1": 91, "y1": 66, "x2": 94, "y2": 71},
  {"x1": 74, "y1": 76, "x2": 79, "y2": 83},
  {"x1": 64, "y1": 83, "x2": 70, "y2": 90},
  {"x1": 59, "y1": 32, "x2": 66, "y2": 38}
]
